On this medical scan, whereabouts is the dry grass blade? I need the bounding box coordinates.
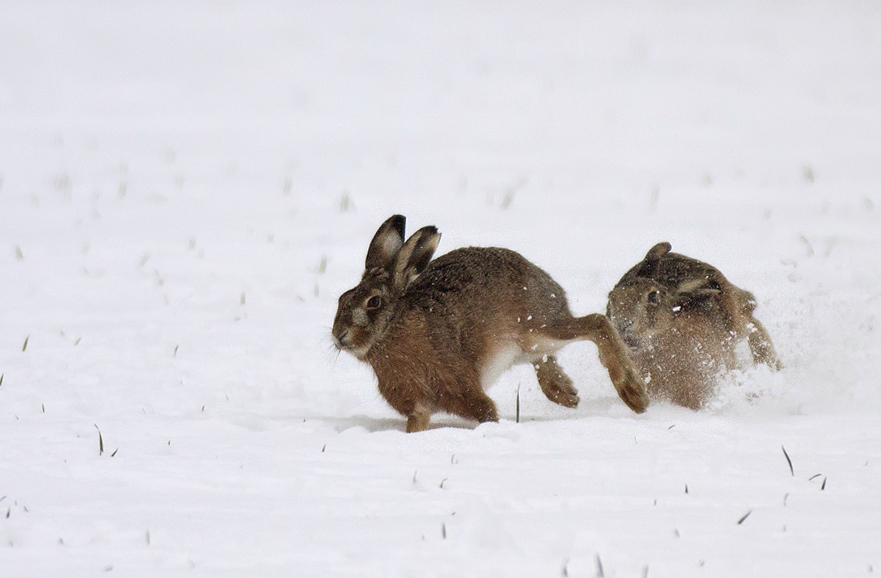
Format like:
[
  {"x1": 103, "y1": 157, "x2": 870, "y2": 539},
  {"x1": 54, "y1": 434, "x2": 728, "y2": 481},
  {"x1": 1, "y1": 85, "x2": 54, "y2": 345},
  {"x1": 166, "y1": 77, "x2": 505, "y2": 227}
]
[
  {"x1": 782, "y1": 445, "x2": 794, "y2": 476},
  {"x1": 737, "y1": 510, "x2": 753, "y2": 525},
  {"x1": 649, "y1": 185, "x2": 660, "y2": 213},
  {"x1": 94, "y1": 424, "x2": 104, "y2": 455},
  {"x1": 515, "y1": 385, "x2": 520, "y2": 423}
]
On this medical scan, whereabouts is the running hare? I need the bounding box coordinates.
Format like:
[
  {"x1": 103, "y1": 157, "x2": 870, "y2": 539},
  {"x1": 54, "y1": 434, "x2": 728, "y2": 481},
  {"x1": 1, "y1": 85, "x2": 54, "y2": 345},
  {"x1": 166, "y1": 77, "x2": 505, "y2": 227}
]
[
  {"x1": 332, "y1": 215, "x2": 649, "y2": 432},
  {"x1": 607, "y1": 242, "x2": 781, "y2": 409}
]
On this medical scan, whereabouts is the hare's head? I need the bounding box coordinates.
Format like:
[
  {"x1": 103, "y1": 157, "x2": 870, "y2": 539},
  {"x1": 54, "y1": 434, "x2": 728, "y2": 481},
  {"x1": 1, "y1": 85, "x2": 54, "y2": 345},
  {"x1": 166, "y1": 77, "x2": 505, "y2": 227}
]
[
  {"x1": 332, "y1": 215, "x2": 441, "y2": 360},
  {"x1": 608, "y1": 276, "x2": 722, "y2": 348},
  {"x1": 608, "y1": 278, "x2": 668, "y2": 347}
]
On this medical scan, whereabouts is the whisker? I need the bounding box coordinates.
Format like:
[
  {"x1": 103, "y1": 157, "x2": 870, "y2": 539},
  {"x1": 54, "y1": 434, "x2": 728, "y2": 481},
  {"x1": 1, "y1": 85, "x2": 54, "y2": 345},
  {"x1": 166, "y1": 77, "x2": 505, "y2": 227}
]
[{"x1": 321, "y1": 334, "x2": 345, "y2": 367}]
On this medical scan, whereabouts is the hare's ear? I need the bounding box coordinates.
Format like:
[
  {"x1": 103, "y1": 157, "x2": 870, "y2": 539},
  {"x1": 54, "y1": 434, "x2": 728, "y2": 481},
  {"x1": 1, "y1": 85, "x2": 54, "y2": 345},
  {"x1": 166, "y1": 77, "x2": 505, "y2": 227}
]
[
  {"x1": 634, "y1": 242, "x2": 671, "y2": 278},
  {"x1": 366, "y1": 215, "x2": 406, "y2": 271},
  {"x1": 646, "y1": 242, "x2": 672, "y2": 261},
  {"x1": 392, "y1": 226, "x2": 441, "y2": 291}
]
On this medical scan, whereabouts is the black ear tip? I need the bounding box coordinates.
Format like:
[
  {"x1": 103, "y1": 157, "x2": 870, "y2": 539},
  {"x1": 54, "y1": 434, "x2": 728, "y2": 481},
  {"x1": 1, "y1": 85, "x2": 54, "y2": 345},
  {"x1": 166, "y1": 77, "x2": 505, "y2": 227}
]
[
  {"x1": 409, "y1": 225, "x2": 440, "y2": 241},
  {"x1": 387, "y1": 214, "x2": 406, "y2": 235}
]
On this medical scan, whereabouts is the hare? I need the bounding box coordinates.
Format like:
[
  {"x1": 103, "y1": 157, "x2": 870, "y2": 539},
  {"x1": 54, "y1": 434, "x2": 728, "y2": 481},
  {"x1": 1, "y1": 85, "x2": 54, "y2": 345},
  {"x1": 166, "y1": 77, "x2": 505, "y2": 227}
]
[
  {"x1": 606, "y1": 242, "x2": 781, "y2": 409},
  {"x1": 332, "y1": 215, "x2": 649, "y2": 432}
]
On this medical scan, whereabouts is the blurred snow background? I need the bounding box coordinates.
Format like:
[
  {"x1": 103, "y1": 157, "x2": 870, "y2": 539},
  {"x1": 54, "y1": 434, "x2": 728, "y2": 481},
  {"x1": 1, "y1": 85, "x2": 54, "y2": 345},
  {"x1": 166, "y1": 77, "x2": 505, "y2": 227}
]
[{"x1": 1, "y1": 1, "x2": 880, "y2": 576}]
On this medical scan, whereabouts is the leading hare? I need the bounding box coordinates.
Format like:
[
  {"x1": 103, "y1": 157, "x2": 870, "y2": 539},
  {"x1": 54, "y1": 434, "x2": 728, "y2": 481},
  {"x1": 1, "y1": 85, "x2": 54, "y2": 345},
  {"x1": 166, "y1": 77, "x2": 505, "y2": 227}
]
[{"x1": 332, "y1": 215, "x2": 649, "y2": 432}]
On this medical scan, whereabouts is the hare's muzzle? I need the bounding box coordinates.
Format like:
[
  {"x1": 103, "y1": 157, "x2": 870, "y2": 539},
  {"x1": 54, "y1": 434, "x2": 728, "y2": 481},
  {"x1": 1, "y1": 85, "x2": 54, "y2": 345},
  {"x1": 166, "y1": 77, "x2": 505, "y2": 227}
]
[{"x1": 331, "y1": 327, "x2": 350, "y2": 351}]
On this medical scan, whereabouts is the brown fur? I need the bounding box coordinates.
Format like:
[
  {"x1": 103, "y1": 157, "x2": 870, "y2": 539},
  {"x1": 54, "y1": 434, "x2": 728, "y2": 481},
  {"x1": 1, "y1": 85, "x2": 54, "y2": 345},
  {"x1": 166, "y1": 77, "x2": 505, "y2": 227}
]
[
  {"x1": 332, "y1": 215, "x2": 649, "y2": 432},
  {"x1": 606, "y1": 242, "x2": 782, "y2": 410}
]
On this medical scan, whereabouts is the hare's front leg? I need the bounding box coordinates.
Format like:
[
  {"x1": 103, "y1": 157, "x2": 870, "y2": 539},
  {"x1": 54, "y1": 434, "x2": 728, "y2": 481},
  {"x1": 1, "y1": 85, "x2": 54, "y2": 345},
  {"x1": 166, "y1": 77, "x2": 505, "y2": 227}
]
[
  {"x1": 746, "y1": 317, "x2": 783, "y2": 371},
  {"x1": 406, "y1": 404, "x2": 431, "y2": 433},
  {"x1": 376, "y1": 376, "x2": 435, "y2": 433},
  {"x1": 533, "y1": 355, "x2": 580, "y2": 408},
  {"x1": 542, "y1": 313, "x2": 649, "y2": 413}
]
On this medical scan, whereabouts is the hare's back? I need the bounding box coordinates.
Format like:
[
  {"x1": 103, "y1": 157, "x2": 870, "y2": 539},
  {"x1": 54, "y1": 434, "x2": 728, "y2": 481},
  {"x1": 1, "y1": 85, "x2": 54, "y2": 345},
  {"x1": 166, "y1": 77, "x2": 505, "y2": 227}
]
[
  {"x1": 656, "y1": 253, "x2": 724, "y2": 287},
  {"x1": 406, "y1": 247, "x2": 565, "y2": 313},
  {"x1": 616, "y1": 251, "x2": 723, "y2": 291}
]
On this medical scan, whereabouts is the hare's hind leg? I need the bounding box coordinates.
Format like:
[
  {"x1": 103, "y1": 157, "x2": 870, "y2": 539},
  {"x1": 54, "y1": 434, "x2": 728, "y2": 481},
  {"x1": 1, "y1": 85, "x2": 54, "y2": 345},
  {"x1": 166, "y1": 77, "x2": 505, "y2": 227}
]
[
  {"x1": 436, "y1": 369, "x2": 499, "y2": 426},
  {"x1": 539, "y1": 313, "x2": 649, "y2": 413},
  {"x1": 533, "y1": 356, "x2": 580, "y2": 408},
  {"x1": 460, "y1": 388, "x2": 499, "y2": 424},
  {"x1": 442, "y1": 387, "x2": 497, "y2": 425}
]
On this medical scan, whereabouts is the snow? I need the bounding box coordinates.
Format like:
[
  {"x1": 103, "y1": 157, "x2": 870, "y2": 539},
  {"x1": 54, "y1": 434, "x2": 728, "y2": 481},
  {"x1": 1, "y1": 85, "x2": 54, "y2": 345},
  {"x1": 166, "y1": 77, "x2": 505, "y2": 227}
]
[{"x1": 1, "y1": 1, "x2": 880, "y2": 576}]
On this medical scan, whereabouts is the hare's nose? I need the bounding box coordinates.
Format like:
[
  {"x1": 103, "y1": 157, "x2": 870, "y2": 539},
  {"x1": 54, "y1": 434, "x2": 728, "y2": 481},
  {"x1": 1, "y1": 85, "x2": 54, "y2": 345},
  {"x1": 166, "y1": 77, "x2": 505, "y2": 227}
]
[{"x1": 332, "y1": 329, "x2": 350, "y2": 349}]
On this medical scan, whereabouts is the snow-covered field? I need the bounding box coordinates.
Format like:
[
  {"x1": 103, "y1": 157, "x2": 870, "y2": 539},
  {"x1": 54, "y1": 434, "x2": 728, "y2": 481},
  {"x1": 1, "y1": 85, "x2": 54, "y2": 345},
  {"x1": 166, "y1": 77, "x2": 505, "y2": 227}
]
[{"x1": 2, "y1": 1, "x2": 880, "y2": 576}]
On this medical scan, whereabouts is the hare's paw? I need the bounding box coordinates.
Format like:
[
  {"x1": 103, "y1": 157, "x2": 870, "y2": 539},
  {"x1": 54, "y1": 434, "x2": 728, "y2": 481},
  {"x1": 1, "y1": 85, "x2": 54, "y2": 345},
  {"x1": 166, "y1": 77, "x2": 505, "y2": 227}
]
[
  {"x1": 594, "y1": 332, "x2": 650, "y2": 414},
  {"x1": 746, "y1": 321, "x2": 783, "y2": 371},
  {"x1": 534, "y1": 357, "x2": 580, "y2": 408},
  {"x1": 616, "y1": 364, "x2": 650, "y2": 414}
]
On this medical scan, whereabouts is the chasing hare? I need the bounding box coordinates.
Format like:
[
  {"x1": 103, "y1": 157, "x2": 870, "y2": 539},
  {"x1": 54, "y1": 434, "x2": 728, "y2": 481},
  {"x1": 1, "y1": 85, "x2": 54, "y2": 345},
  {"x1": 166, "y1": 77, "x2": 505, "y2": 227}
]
[
  {"x1": 332, "y1": 215, "x2": 649, "y2": 432},
  {"x1": 606, "y1": 242, "x2": 781, "y2": 409}
]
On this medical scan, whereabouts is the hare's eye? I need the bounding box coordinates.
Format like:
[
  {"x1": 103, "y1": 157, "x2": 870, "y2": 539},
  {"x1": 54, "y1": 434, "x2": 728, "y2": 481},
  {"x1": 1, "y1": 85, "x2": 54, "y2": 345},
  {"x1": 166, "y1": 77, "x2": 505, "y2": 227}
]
[
  {"x1": 647, "y1": 290, "x2": 661, "y2": 304},
  {"x1": 365, "y1": 295, "x2": 382, "y2": 309}
]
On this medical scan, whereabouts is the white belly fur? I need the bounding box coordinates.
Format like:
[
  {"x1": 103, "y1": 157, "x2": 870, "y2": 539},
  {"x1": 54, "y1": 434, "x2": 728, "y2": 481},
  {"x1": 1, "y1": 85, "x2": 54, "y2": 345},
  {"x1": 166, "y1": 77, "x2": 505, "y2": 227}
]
[
  {"x1": 480, "y1": 343, "x2": 523, "y2": 389},
  {"x1": 480, "y1": 336, "x2": 574, "y2": 390}
]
